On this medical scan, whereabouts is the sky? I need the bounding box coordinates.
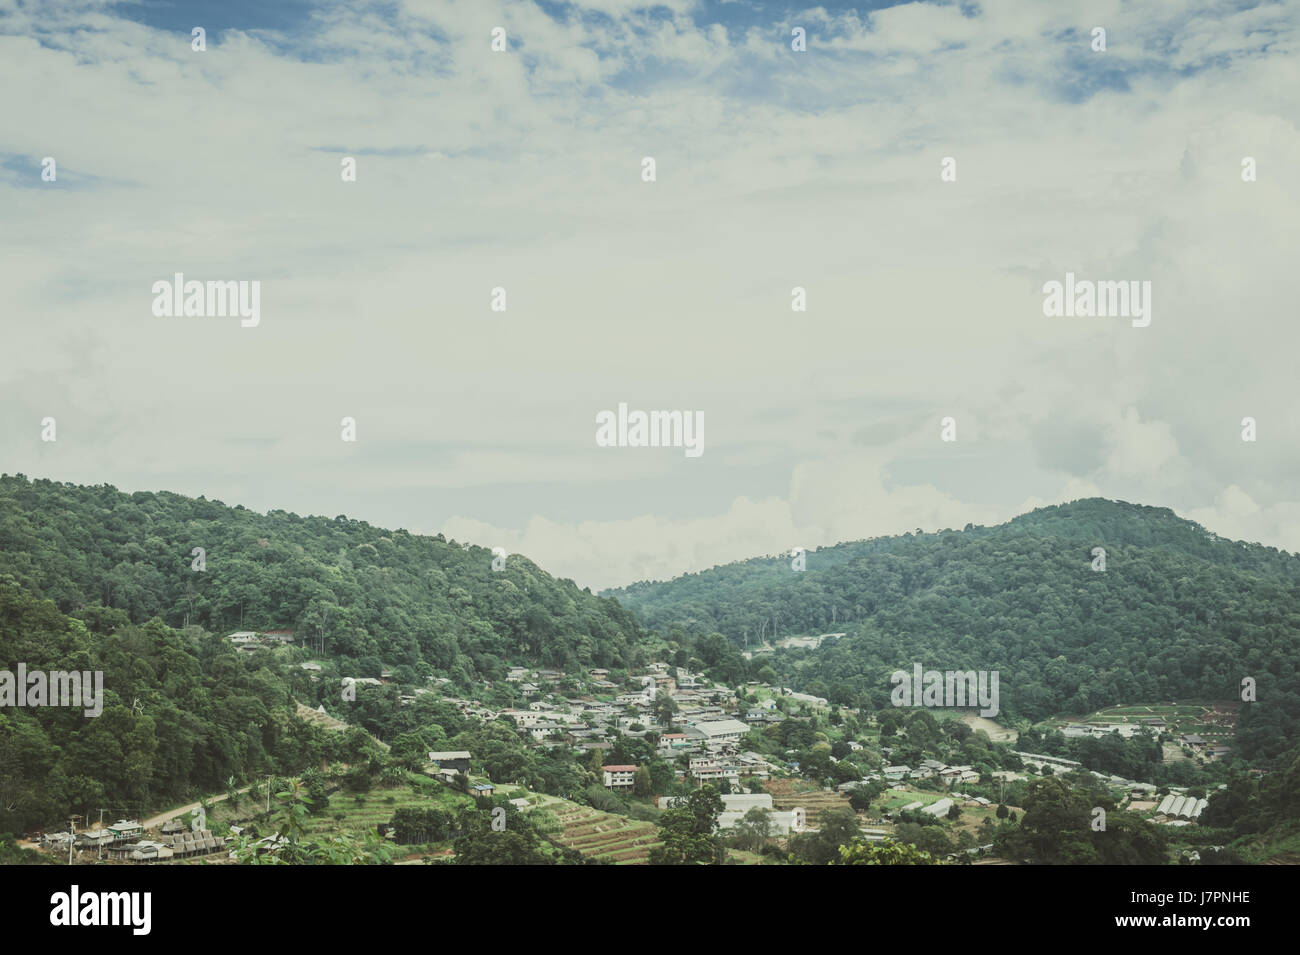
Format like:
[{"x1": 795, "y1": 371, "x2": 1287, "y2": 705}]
[{"x1": 2, "y1": 0, "x2": 1298, "y2": 591}]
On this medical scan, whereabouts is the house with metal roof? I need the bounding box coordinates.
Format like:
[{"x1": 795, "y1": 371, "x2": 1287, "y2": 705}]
[
  {"x1": 920, "y1": 798, "x2": 955, "y2": 817},
  {"x1": 427, "y1": 751, "x2": 471, "y2": 771}
]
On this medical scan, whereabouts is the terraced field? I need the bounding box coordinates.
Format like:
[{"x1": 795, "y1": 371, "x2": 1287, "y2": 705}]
[
  {"x1": 538, "y1": 803, "x2": 663, "y2": 865},
  {"x1": 299, "y1": 779, "x2": 474, "y2": 838}
]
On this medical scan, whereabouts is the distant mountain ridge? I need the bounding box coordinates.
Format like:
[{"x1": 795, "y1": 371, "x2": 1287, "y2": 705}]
[
  {"x1": 603, "y1": 499, "x2": 1300, "y2": 762},
  {"x1": 605, "y1": 498, "x2": 1300, "y2": 635}
]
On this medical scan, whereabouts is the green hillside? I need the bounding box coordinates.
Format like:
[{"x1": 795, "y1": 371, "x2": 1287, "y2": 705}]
[
  {"x1": 606, "y1": 499, "x2": 1300, "y2": 764},
  {"x1": 0, "y1": 473, "x2": 656, "y2": 835},
  {"x1": 0, "y1": 473, "x2": 647, "y2": 680}
]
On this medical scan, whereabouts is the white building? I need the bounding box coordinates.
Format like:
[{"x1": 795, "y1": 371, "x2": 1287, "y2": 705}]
[
  {"x1": 920, "y1": 798, "x2": 954, "y2": 817},
  {"x1": 717, "y1": 806, "x2": 807, "y2": 834},
  {"x1": 688, "y1": 756, "x2": 739, "y2": 785},
  {"x1": 602, "y1": 765, "x2": 638, "y2": 791},
  {"x1": 662, "y1": 794, "x2": 808, "y2": 835},
  {"x1": 529, "y1": 722, "x2": 562, "y2": 741},
  {"x1": 689, "y1": 719, "x2": 751, "y2": 744},
  {"x1": 502, "y1": 709, "x2": 543, "y2": 728}
]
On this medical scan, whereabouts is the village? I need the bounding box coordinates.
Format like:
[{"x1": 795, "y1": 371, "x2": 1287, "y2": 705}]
[
  {"x1": 36, "y1": 816, "x2": 229, "y2": 863},
  {"x1": 23, "y1": 632, "x2": 1244, "y2": 865}
]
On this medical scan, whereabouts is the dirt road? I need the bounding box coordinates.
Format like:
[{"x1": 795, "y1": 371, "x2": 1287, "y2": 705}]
[{"x1": 140, "y1": 786, "x2": 253, "y2": 829}]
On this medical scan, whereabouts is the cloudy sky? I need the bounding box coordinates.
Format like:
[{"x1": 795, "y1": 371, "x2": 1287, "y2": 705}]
[{"x1": 3, "y1": 0, "x2": 1298, "y2": 590}]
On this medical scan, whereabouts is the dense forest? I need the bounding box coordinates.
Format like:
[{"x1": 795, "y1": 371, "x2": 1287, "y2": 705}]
[
  {"x1": 0, "y1": 580, "x2": 373, "y2": 833},
  {"x1": 607, "y1": 499, "x2": 1300, "y2": 763},
  {"x1": 0, "y1": 578, "x2": 639, "y2": 836},
  {"x1": 0, "y1": 474, "x2": 671, "y2": 833},
  {"x1": 0, "y1": 474, "x2": 647, "y2": 680}
]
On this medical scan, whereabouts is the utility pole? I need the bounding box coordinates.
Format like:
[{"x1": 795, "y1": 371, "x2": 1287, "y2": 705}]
[
  {"x1": 266, "y1": 775, "x2": 274, "y2": 816},
  {"x1": 68, "y1": 818, "x2": 75, "y2": 866}
]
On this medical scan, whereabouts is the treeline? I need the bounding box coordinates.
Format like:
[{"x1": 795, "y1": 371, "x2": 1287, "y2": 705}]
[
  {"x1": 610, "y1": 499, "x2": 1300, "y2": 637},
  {"x1": 993, "y1": 776, "x2": 1168, "y2": 865},
  {"x1": 1017, "y1": 726, "x2": 1165, "y2": 781},
  {"x1": 0, "y1": 474, "x2": 648, "y2": 679}
]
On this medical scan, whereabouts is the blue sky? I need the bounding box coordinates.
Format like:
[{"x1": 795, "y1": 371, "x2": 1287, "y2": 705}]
[
  {"x1": 108, "y1": 0, "x2": 326, "y2": 34},
  {"x1": 2, "y1": 0, "x2": 1298, "y2": 588},
  {"x1": 105, "y1": 1, "x2": 919, "y2": 34}
]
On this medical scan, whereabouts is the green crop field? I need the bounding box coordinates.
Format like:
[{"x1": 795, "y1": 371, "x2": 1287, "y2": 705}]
[{"x1": 303, "y1": 781, "x2": 475, "y2": 837}]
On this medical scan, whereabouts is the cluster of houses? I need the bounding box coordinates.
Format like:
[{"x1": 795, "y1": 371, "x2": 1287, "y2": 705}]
[
  {"x1": 268, "y1": 640, "x2": 840, "y2": 794},
  {"x1": 226, "y1": 629, "x2": 299, "y2": 653},
  {"x1": 38, "y1": 818, "x2": 229, "y2": 863},
  {"x1": 843, "y1": 759, "x2": 982, "y2": 788},
  {"x1": 830, "y1": 748, "x2": 1168, "y2": 820},
  {"x1": 40, "y1": 818, "x2": 143, "y2": 853},
  {"x1": 415, "y1": 663, "x2": 805, "y2": 793},
  {"x1": 451, "y1": 664, "x2": 780, "y2": 763},
  {"x1": 1179, "y1": 734, "x2": 1232, "y2": 760}
]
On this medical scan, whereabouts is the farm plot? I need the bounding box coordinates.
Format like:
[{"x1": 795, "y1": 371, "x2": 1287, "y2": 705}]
[
  {"x1": 301, "y1": 782, "x2": 474, "y2": 837},
  {"x1": 537, "y1": 803, "x2": 662, "y2": 865}
]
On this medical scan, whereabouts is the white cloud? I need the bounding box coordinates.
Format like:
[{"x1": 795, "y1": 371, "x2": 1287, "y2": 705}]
[
  {"x1": 1104, "y1": 407, "x2": 1182, "y2": 480},
  {"x1": 1187, "y1": 486, "x2": 1300, "y2": 554},
  {"x1": 2, "y1": 0, "x2": 1298, "y2": 589}
]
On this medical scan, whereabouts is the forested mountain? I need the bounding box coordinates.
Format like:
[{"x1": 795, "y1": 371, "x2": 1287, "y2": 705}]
[
  {"x1": 606, "y1": 499, "x2": 1300, "y2": 762},
  {"x1": 0, "y1": 473, "x2": 657, "y2": 833},
  {"x1": 609, "y1": 499, "x2": 1300, "y2": 640},
  {"x1": 5, "y1": 477, "x2": 1300, "y2": 838},
  {"x1": 0, "y1": 474, "x2": 646, "y2": 680}
]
